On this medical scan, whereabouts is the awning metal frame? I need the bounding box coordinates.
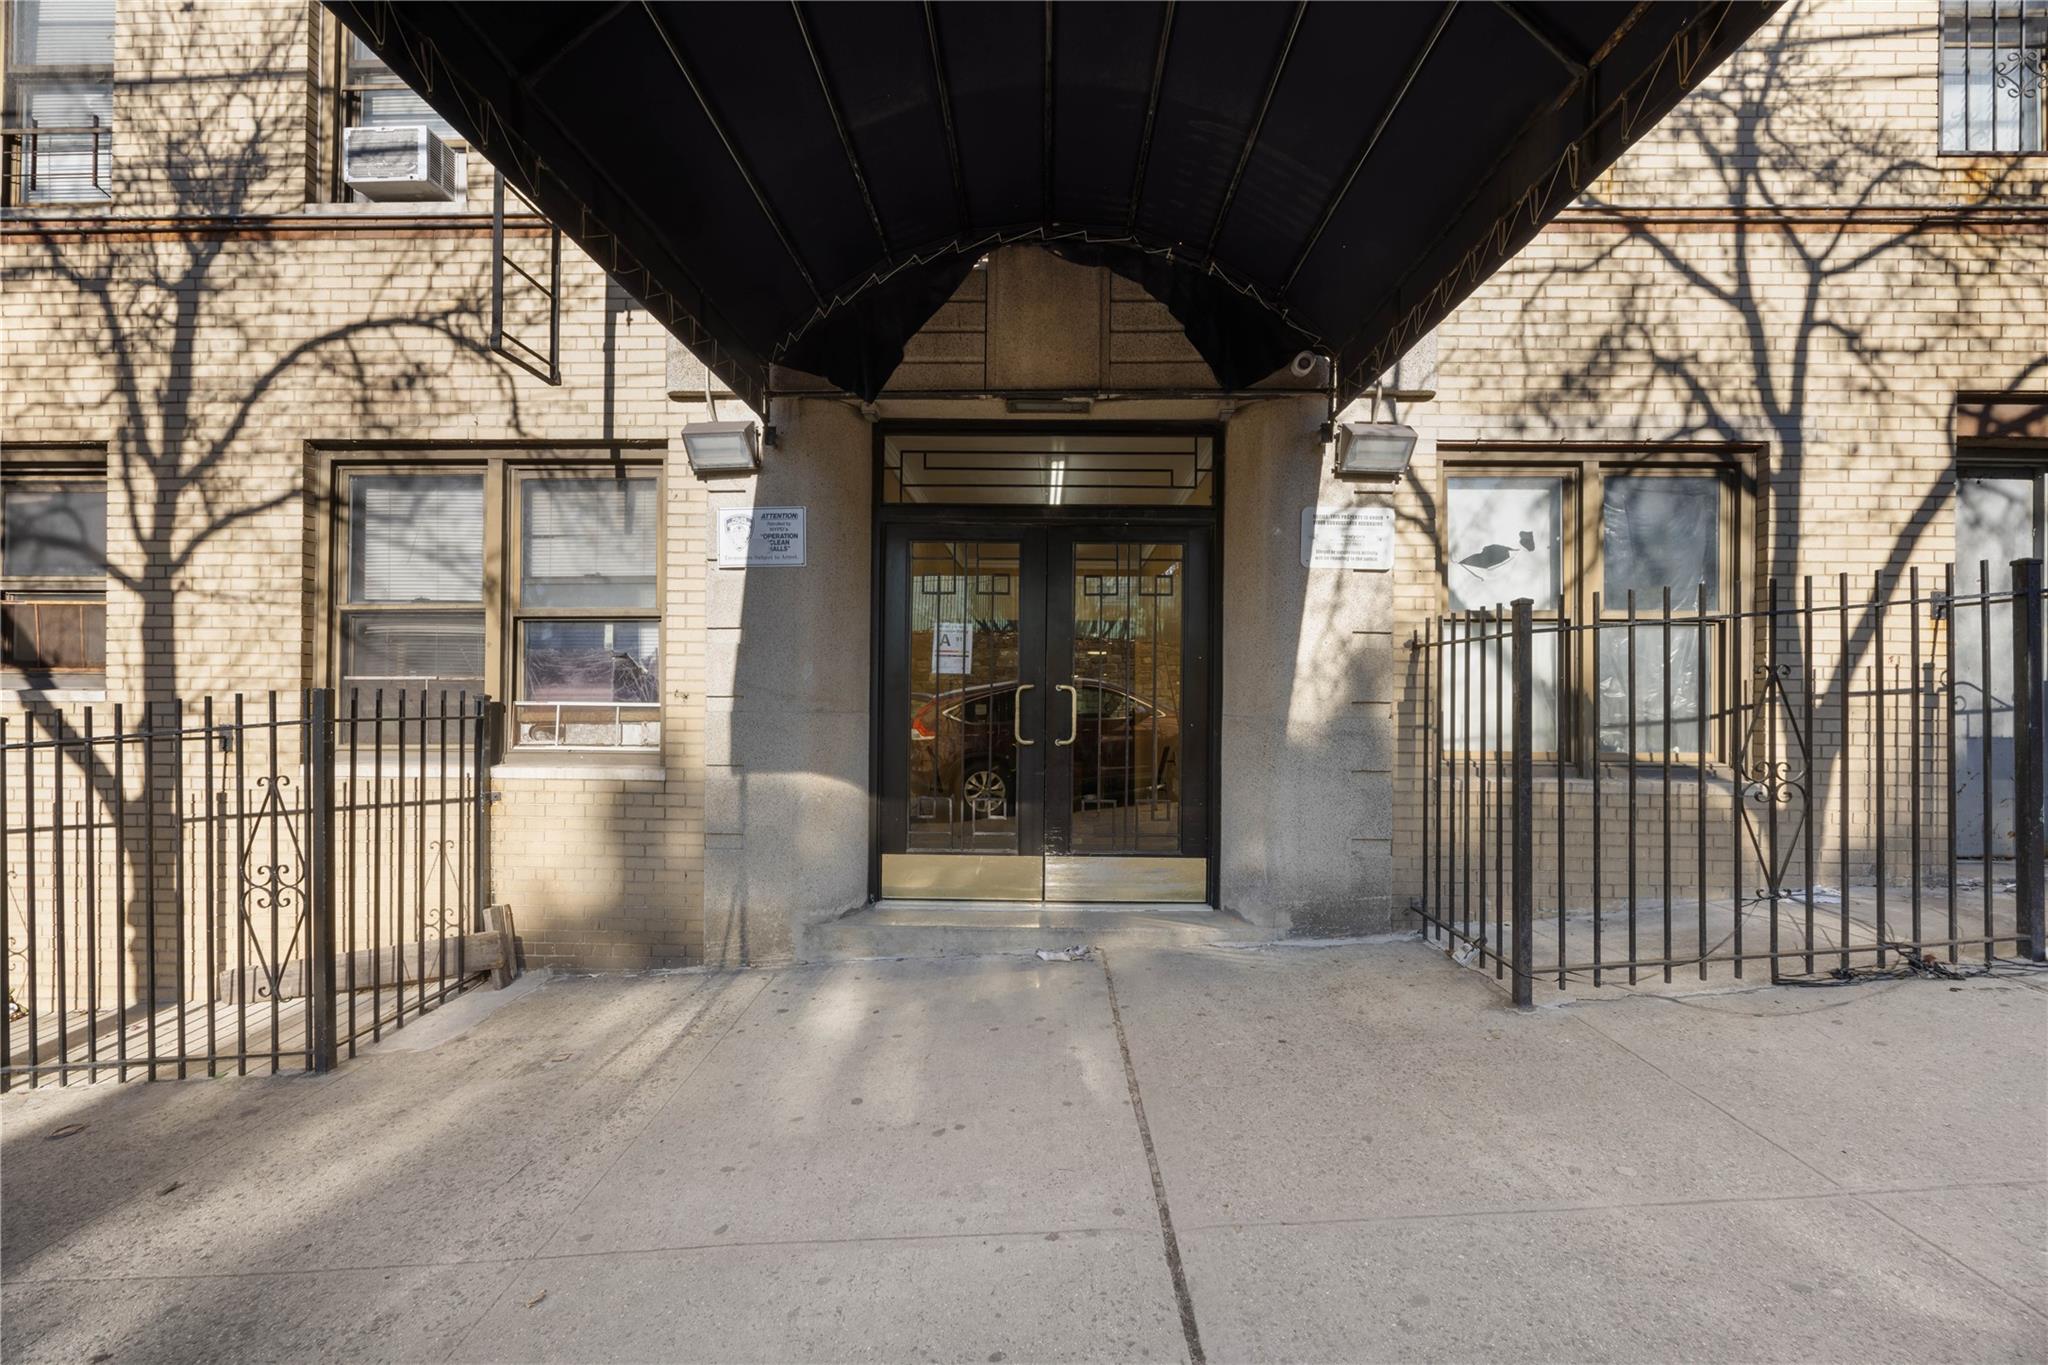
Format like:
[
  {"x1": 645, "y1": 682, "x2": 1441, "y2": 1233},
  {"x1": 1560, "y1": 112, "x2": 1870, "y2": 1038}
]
[{"x1": 329, "y1": 0, "x2": 1778, "y2": 413}]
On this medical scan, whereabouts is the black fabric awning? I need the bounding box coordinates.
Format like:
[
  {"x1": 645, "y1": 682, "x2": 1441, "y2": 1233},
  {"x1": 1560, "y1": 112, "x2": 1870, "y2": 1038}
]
[{"x1": 329, "y1": 1, "x2": 1776, "y2": 412}]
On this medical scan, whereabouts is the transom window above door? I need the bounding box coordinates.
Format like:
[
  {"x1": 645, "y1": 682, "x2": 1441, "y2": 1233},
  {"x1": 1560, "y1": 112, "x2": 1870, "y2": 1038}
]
[
  {"x1": 330, "y1": 455, "x2": 662, "y2": 753},
  {"x1": 1441, "y1": 451, "x2": 1750, "y2": 764},
  {"x1": 882, "y1": 432, "x2": 1214, "y2": 506}
]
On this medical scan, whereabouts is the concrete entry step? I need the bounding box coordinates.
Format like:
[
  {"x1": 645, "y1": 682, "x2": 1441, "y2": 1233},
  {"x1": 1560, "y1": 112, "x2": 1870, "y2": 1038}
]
[{"x1": 801, "y1": 902, "x2": 1259, "y2": 961}]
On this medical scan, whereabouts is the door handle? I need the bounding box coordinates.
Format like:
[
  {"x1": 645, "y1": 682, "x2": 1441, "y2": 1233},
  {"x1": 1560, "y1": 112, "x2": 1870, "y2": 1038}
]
[
  {"x1": 1014, "y1": 683, "x2": 1035, "y2": 746},
  {"x1": 1055, "y1": 683, "x2": 1078, "y2": 746}
]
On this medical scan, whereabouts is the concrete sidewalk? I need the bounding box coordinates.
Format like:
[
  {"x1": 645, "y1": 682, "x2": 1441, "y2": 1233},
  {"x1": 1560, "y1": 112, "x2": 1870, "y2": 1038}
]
[{"x1": 2, "y1": 939, "x2": 2042, "y2": 1363}]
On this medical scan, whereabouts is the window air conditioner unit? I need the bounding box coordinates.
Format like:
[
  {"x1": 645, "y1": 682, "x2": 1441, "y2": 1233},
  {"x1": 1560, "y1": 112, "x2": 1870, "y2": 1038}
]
[{"x1": 342, "y1": 125, "x2": 462, "y2": 202}]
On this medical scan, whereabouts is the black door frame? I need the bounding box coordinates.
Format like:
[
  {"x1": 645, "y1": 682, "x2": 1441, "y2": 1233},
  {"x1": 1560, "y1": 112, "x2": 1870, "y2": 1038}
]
[
  {"x1": 868, "y1": 421, "x2": 1225, "y2": 904},
  {"x1": 877, "y1": 521, "x2": 1051, "y2": 859},
  {"x1": 1041, "y1": 526, "x2": 1213, "y2": 860}
]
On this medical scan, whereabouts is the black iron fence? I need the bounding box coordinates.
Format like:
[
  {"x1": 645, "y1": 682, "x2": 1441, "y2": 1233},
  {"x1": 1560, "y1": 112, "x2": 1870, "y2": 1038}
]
[
  {"x1": 1409, "y1": 561, "x2": 2048, "y2": 1005},
  {"x1": 2, "y1": 689, "x2": 498, "y2": 1089}
]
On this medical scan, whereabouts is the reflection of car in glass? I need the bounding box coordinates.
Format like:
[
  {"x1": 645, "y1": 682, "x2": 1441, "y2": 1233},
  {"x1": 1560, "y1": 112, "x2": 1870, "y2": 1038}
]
[{"x1": 911, "y1": 681, "x2": 1176, "y2": 817}]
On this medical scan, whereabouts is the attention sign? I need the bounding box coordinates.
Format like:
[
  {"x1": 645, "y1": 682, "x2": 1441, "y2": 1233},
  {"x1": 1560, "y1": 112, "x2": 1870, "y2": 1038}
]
[{"x1": 718, "y1": 507, "x2": 807, "y2": 567}]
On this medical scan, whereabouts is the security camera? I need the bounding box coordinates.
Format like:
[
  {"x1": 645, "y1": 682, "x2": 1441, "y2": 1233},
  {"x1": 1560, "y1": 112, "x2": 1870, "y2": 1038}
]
[{"x1": 1289, "y1": 350, "x2": 1319, "y2": 378}]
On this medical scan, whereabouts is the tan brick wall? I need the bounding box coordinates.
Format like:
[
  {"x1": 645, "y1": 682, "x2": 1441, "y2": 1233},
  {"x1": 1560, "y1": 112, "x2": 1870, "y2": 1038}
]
[
  {"x1": 5, "y1": 0, "x2": 2042, "y2": 983},
  {"x1": 2, "y1": 1, "x2": 706, "y2": 981},
  {"x1": 1388, "y1": 0, "x2": 2048, "y2": 924}
]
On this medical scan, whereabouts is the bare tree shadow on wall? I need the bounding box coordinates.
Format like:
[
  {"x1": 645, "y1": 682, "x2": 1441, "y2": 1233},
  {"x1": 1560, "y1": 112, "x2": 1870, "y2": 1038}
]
[
  {"x1": 1509, "y1": 1, "x2": 2043, "y2": 601},
  {"x1": 1397, "y1": 1, "x2": 2048, "y2": 916},
  {"x1": 4, "y1": 33, "x2": 527, "y2": 1026}
]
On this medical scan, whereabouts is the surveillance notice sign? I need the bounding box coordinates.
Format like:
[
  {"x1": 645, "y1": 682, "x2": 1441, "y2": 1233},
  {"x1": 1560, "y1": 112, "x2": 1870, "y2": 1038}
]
[
  {"x1": 1301, "y1": 506, "x2": 1394, "y2": 570},
  {"x1": 718, "y1": 507, "x2": 806, "y2": 568}
]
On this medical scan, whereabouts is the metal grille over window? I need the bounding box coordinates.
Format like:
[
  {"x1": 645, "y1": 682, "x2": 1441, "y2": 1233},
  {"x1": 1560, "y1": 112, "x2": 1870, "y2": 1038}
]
[
  {"x1": 1942, "y1": 0, "x2": 2046, "y2": 153},
  {"x1": 2, "y1": 0, "x2": 116, "y2": 205},
  {"x1": 0, "y1": 470, "x2": 107, "y2": 687}
]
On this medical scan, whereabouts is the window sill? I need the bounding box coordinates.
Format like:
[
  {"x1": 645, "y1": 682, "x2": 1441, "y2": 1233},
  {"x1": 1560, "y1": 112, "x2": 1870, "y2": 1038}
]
[
  {"x1": 290, "y1": 200, "x2": 498, "y2": 219},
  {"x1": 1524, "y1": 767, "x2": 1738, "y2": 795},
  {"x1": 2, "y1": 687, "x2": 107, "y2": 703},
  {"x1": 0, "y1": 202, "x2": 114, "y2": 218},
  {"x1": 492, "y1": 759, "x2": 665, "y2": 783}
]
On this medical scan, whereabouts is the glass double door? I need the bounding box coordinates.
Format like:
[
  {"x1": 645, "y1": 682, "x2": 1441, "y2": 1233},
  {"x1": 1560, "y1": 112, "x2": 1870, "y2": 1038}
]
[{"x1": 879, "y1": 525, "x2": 1211, "y2": 902}]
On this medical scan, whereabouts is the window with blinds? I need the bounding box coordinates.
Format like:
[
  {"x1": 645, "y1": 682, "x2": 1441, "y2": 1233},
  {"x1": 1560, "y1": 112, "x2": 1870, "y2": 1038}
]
[
  {"x1": 343, "y1": 33, "x2": 457, "y2": 140},
  {"x1": 511, "y1": 474, "x2": 661, "y2": 750},
  {"x1": 3, "y1": 0, "x2": 116, "y2": 205},
  {"x1": 332, "y1": 462, "x2": 663, "y2": 753},
  {"x1": 340, "y1": 473, "x2": 486, "y2": 706},
  {"x1": 519, "y1": 477, "x2": 657, "y2": 608},
  {"x1": 349, "y1": 474, "x2": 484, "y2": 603}
]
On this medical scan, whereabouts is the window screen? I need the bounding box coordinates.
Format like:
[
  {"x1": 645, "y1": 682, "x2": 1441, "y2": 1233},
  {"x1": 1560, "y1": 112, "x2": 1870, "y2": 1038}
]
[
  {"x1": 348, "y1": 474, "x2": 484, "y2": 604},
  {"x1": 341, "y1": 612, "x2": 486, "y2": 697},
  {"x1": 519, "y1": 477, "x2": 657, "y2": 609}
]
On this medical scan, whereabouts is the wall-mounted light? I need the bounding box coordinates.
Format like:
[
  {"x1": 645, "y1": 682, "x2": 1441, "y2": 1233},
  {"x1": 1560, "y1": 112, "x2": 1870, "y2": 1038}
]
[
  {"x1": 1332, "y1": 420, "x2": 1418, "y2": 481},
  {"x1": 680, "y1": 420, "x2": 761, "y2": 477}
]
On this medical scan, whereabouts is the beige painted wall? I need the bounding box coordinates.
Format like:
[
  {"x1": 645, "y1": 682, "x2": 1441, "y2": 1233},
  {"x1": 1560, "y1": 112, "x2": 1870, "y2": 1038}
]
[
  {"x1": 702, "y1": 399, "x2": 874, "y2": 966},
  {"x1": 2, "y1": 2, "x2": 706, "y2": 981},
  {"x1": 1220, "y1": 400, "x2": 1396, "y2": 934}
]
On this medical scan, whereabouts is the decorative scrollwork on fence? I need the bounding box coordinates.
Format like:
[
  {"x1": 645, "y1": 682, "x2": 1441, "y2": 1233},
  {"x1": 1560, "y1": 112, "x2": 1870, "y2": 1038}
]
[
  {"x1": 1736, "y1": 661, "x2": 1811, "y2": 893},
  {"x1": 238, "y1": 774, "x2": 308, "y2": 1000},
  {"x1": 422, "y1": 838, "x2": 465, "y2": 938},
  {"x1": 4, "y1": 869, "x2": 24, "y2": 1021}
]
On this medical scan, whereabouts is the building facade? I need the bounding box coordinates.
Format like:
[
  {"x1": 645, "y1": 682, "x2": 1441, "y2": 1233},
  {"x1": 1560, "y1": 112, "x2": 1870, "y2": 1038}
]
[{"x1": 2, "y1": 0, "x2": 2043, "y2": 976}]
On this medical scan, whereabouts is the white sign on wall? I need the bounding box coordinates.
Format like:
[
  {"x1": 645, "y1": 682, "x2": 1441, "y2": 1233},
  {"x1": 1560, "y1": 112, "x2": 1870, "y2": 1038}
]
[
  {"x1": 933, "y1": 622, "x2": 972, "y2": 675},
  {"x1": 1302, "y1": 505, "x2": 1395, "y2": 571},
  {"x1": 718, "y1": 507, "x2": 807, "y2": 567}
]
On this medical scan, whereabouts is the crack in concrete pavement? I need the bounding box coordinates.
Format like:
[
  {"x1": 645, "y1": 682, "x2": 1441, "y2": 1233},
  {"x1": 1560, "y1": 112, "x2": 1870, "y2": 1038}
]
[{"x1": 1101, "y1": 949, "x2": 1206, "y2": 1365}]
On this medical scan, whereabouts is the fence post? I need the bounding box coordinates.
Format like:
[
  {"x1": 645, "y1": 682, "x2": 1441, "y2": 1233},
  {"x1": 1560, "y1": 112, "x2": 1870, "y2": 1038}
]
[
  {"x1": 1510, "y1": 598, "x2": 1535, "y2": 1008},
  {"x1": 306, "y1": 688, "x2": 338, "y2": 1073},
  {"x1": 474, "y1": 697, "x2": 497, "y2": 931},
  {"x1": 2013, "y1": 560, "x2": 2046, "y2": 962}
]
